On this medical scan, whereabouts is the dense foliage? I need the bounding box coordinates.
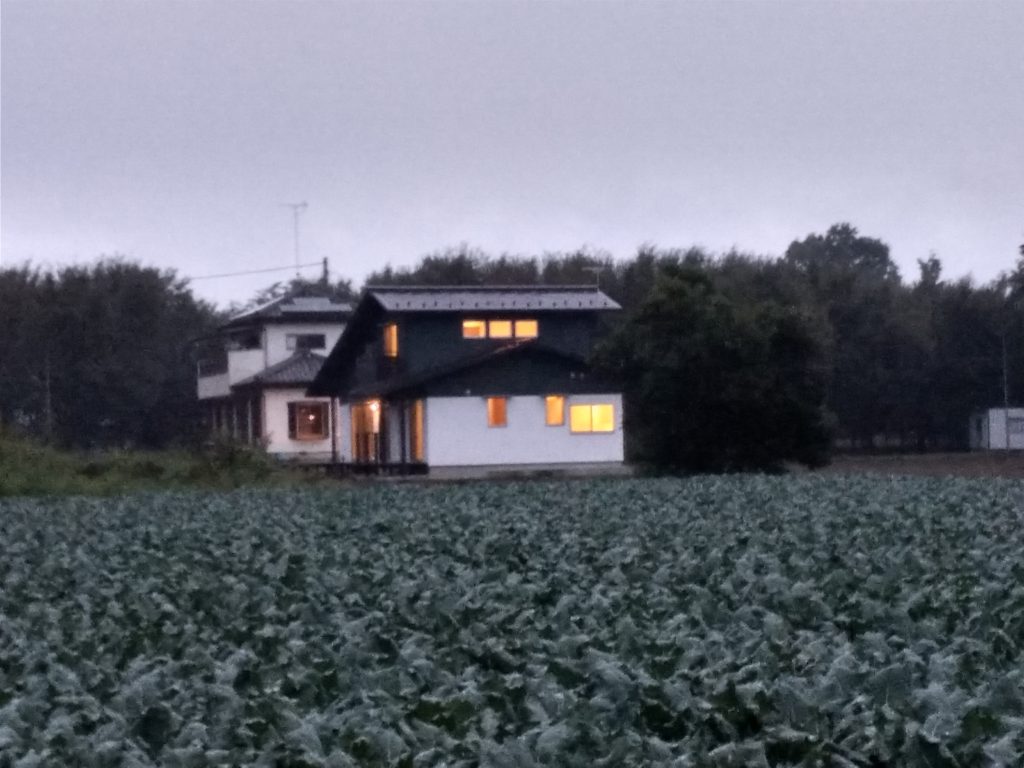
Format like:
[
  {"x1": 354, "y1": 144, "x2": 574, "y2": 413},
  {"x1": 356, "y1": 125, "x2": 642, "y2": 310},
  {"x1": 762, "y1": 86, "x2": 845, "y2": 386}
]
[
  {"x1": 0, "y1": 430, "x2": 292, "y2": 497},
  {"x1": 594, "y1": 268, "x2": 831, "y2": 471},
  {"x1": 368, "y1": 230, "x2": 1024, "y2": 452},
  {"x1": 2, "y1": 477, "x2": 1022, "y2": 766},
  {"x1": 0, "y1": 261, "x2": 219, "y2": 448}
]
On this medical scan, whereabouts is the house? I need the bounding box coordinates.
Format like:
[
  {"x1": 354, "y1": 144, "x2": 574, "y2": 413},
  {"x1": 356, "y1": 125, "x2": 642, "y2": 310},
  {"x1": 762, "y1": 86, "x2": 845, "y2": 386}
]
[
  {"x1": 307, "y1": 285, "x2": 625, "y2": 477},
  {"x1": 196, "y1": 295, "x2": 351, "y2": 459},
  {"x1": 969, "y1": 408, "x2": 1024, "y2": 450}
]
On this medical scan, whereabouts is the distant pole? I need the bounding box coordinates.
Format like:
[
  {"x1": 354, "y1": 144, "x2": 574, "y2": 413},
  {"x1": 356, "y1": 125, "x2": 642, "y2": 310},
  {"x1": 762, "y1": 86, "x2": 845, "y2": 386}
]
[
  {"x1": 281, "y1": 202, "x2": 308, "y2": 275},
  {"x1": 1003, "y1": 329, "x2": 1011, "y2": 452},
  {"x1": 321, "y1": 257, "x2": 329, "y2": 285}
]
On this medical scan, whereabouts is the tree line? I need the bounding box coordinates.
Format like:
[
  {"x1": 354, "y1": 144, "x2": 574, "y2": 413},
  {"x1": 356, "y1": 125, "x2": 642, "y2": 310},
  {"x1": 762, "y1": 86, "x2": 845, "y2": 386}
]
[{"x1": 2, "y1": 225, "x2": 1021, "y2": 470}]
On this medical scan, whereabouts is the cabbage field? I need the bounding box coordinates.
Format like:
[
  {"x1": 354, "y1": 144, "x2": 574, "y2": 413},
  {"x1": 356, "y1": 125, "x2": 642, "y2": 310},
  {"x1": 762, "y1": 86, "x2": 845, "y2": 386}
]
[{"x1": 2, "y1": 476, "x2": 1023, "y2": 766}]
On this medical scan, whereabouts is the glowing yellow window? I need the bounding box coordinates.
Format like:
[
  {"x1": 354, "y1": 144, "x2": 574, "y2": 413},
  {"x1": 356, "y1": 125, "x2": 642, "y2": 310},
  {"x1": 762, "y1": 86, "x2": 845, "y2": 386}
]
[
  {"x1": 383, "y1": 323, "x2": 398, "y2": 358},
  {"x1": 545, "y1": 395, "x2": 565, "y2": 426},
  {"x1": 488, "y1": 319, "x2": 512, "y2": 338},
  {"x1": 463, "y1": 319, "x2": 486, "y2": 338},
  {"x1": 514, "y1": 319, "x2": 538, "y2": 338},
  {"x1": 487, "y1": 397, "x2": 507, "y2": 427},
  {"x1": 570, "y1": 403, "x2": 615, "y2": 433}
]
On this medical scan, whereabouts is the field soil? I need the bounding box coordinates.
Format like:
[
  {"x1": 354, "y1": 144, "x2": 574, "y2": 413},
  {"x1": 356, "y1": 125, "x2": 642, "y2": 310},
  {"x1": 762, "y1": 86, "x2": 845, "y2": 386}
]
[{"x1": 821, "y1": 451, "x2": 1024, "y2": 478}]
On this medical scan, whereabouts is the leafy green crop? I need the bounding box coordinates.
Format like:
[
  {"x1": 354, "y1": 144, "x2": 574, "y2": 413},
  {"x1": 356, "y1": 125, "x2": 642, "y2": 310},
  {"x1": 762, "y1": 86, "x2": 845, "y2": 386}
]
[{"x1": 1, "y1": 477, "x2": 1022, "y2": 766}]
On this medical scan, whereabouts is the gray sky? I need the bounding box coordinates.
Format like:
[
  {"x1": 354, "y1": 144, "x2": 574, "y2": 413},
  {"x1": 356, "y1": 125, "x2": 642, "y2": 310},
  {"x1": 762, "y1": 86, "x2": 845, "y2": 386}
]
[{"x1": 3, "y1": 0, "x2": 1022, "y2": 307}]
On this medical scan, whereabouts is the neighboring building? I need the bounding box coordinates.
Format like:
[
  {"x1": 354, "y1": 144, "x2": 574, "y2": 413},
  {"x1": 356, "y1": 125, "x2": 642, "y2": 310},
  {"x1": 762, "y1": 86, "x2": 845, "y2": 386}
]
[
  {"x1": 196, "y1": 295, "x2": 351, "y2": 459},
  {"x1": 307, "y1": 285, "x2": 625, "y2": 476},
  {"x1": 970, "y1": 408, "x2": 1024, "y2": 450}
]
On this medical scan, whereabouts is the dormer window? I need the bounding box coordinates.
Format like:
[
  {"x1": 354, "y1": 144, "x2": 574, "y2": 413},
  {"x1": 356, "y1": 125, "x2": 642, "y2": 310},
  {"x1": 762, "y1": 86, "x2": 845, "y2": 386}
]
[
  {"x1": 463, "y1": 318, "x2": 539, "y2": 339},
  {"x1": 286, "y1": 333, "x2": 326, "y2": 351},
  {"x1": 383, "y1": 323, "x2": 399, "y2": 358},
  {"x1": 514, "y1": 320, "x2": 538, "y2": 338},
  {"x1": 462, "y1": 319, "x2": 487, "y2": 338},
  {"x1": 488, "y1": 320, "x2": 513, "y2": 339}
]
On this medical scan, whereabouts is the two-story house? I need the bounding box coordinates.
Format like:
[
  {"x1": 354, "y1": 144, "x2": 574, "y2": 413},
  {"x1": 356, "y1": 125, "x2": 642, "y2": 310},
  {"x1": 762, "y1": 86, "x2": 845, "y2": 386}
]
[
  {"x1": 196, "y1": 295, "x2": 351, "y2": 459},
  {"x1": 307, "y1": 285, "x2": 625, "y2": 476}
]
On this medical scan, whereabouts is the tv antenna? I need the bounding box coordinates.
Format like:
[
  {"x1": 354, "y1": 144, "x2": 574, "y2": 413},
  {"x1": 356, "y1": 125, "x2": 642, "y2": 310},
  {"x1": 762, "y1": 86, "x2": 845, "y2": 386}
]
[{"x1": 281, "y1": 201, "x2": 308, "y2": 274}]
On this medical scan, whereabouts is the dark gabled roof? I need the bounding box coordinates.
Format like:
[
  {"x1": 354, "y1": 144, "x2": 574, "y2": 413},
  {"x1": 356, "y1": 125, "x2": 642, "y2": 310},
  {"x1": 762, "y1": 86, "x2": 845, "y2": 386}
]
[
  {"x1": 348, "y1": 340, "x2": 586, "y2": 398},
  {"x1": 223, "y1": 295, "x2": 353, "y2": 329},
  {"x1": 308, "y1": 284, "x2": 619, "y2": 396},
  {"x1": 233, "y1": 351, "x2": 326, "y2": 388},
  {"x1": 365, "y1": 285, "x2": 620, "y2": 312}
]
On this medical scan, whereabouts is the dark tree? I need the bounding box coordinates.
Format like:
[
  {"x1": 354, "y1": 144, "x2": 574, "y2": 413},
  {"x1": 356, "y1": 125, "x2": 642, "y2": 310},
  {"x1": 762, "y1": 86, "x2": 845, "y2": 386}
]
[{"x1": 595, "y1": 267, "x2": 832, "y2": 472}]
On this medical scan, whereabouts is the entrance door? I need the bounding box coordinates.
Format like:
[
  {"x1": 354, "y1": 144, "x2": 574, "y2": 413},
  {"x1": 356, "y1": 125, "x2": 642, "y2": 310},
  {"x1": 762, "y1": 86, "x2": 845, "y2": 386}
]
[{"x1": 350, "y1": 400, "x2": 382, "y2": 463}]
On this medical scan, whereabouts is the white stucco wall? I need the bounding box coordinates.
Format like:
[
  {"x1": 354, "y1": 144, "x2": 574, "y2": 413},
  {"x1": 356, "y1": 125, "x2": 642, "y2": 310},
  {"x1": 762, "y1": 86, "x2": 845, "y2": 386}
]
[
  {"x1": 226, "y1": 349, "x2": 267, "y2": 385},
  {"x1": 197, "y1": 372, "x2": 230, "y2": 400},
  {"x1": 979, "y1": 408, "x2": 1024, "y2": 450},
  {"x1": 424, "y1": 394, "x2": 624, "y2": 467},
  {"x1": 262, "y1": 389, "x2": 336, "y2": 458},
  {"x1": 264, "y1": 323, "x2": 346, "y2": 367}
]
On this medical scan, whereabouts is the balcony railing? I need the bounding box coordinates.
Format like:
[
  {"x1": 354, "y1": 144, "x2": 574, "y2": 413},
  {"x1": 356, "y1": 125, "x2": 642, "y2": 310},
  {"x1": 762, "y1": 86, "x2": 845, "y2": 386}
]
[{"x1": 197, "y1": 358, "x2": 228, "y2": 377}]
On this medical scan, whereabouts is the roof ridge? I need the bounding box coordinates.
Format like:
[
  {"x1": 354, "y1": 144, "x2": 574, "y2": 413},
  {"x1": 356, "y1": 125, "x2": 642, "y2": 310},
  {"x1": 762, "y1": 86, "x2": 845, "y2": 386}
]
[{"x1": 365, "y1": 284, "x2": 603, "y2": 292}]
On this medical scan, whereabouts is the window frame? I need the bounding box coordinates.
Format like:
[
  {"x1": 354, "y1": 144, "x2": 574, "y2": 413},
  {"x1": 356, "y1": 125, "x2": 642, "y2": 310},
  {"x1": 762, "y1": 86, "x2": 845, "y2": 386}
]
[
  {"x1": 486, "y1": 396, "x2": 508, "y2": 428},
  {"x1": 514, "y1": 319, "x2": 539, "y2": 338},
  {"x1": 288, "y1": 401, "x2": 330, "y2": 441},
  {"x1": 569, "y1": 403, "x2": 615, "y2": 434},
  {"x1": 462, "y1": 319, "x2": 487, "y2": 338},
  {"x1": 285, "y1": 333, "x2": 327, "y2": 351},
  {"x1": 545, "y1": 395, "x2": 565, "y2": 426},
  {"x1": 382, "y1": 323, "x2": 399, "y2": 358}
]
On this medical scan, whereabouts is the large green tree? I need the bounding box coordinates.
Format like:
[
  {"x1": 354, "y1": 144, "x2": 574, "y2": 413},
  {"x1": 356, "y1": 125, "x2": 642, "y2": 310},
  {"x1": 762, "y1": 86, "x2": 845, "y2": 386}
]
[
  {"x1": 595, "y1": 267, "x2": 832, "y2": 472},
  {"x1": 0, "y1": 259, "x2": 219, "y2": 448}
]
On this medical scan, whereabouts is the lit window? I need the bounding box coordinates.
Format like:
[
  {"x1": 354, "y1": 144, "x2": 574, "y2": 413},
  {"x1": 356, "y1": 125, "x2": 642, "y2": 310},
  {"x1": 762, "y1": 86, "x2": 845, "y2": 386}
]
[
  {"x1": 383, "y1": 323, "x2": 398, "y2": 358},
  {"x1": 545, "y1": 395, "x2": 565, "y2": 426},
  {"x1": 514, "y1": 319, "x2": 538, "y2": 338},
  {"x1": 463, "y1": 319, "x2": 486, "y2": 338},
  {"x1": 487, "y1": 397, "x2": 507, "y2": 427},
  {"x1": 410, "y1": 399, "x2": 425, "y2": 461},
  {"x1": 288, "y1": 402, "x2": 329, "y2": 440},
  {"x1": 488, "y1": 320, "x2": 513, "y2": 339},
  {"x1": 570, "y1": 403, "x2": 615, "y2": 433}
]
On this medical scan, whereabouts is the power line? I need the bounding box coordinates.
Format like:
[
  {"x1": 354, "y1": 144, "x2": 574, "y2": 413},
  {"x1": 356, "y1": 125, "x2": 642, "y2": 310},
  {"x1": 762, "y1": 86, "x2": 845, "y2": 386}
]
[{"x1": 186, "y1": 261, "x2": 323, "y2": 282}]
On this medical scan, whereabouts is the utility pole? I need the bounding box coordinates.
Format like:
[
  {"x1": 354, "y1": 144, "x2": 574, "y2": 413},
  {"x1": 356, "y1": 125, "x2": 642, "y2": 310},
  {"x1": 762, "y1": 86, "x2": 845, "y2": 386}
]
[
  {"x1": 321, "y1": 257, "x2": 329, "y2": 285},
  {"x1": 281, "y1": 202, "x2": 308, "y2": 275}
]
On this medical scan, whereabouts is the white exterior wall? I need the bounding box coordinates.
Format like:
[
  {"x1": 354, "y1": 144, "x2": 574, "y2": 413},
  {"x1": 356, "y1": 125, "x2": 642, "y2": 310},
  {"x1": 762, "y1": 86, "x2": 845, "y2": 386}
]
[
  {"x1": 424, "y1": 394, "x2": 624, "y2": 467},
  {"x1": 227, "y1": 349, "x2": 266, "y2": 385},
  {"x1": 978, "y1": 408, "x2": 1024, "y2": 450},
  {"x1": 262, "y1": 389, "x2": 336, "y2": 458},
  {"x1": 264, "y1": 323, "x2": 346, "y2": 367},
  {"x1": 197, "y1": 372, "x2": 230, "y2": 399}
]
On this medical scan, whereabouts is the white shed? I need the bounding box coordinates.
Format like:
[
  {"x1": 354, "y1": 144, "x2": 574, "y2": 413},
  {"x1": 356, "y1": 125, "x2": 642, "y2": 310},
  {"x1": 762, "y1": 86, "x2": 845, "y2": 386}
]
[{"x1": 970, "y1": 408, "x2": 1024, "y2": 450}]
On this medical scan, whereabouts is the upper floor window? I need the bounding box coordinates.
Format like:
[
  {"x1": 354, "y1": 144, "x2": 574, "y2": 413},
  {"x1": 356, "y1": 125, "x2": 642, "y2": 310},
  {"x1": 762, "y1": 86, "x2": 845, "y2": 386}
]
[
  {"x1": 462, "y1": 319, "x2": 487, "y2": 338},
  {"x1": 463, "y1": 318, "x2": 539, "y2": 339},
  {"x1": 383, "y1": 323, "x2": 399, "y2": 358},
  {"x1": 514, "y1": 320, "x2": 538, "y2": 338},
  {"x1": 286, "y1": 333, "x2": 326, "y2": 351}
]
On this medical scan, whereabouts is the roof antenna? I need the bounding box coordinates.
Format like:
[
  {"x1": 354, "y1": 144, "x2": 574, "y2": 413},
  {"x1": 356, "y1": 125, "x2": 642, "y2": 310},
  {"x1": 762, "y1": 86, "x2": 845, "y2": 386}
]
[{"x1": 281, "y1": 201, "x2": 308, "y2": 276}]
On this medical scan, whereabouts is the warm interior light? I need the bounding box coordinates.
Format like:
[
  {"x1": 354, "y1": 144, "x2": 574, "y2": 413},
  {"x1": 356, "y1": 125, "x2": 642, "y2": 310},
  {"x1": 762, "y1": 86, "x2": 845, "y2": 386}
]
[
  {"x1": 545, "y1": 395, "x2": 565, "y2": 426},
  {"x1": 462, "y1": 319, "x2": 486, "y2": 338},
  {"x1": 369, "y1": 400, "x2": 380, "y2": 412},
  {"x1": 514, "y1": 319, "x2": 538, "y2": 338},
  {"x1": 488, "y1": 320, "x2": 512, "y2": 339}
]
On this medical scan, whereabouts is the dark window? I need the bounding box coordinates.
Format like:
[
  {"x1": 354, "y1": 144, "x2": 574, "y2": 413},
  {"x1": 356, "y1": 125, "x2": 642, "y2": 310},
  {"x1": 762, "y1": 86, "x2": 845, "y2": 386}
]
[{"x1": 286, "y1": 333, "x2": 326, "y2": 351}]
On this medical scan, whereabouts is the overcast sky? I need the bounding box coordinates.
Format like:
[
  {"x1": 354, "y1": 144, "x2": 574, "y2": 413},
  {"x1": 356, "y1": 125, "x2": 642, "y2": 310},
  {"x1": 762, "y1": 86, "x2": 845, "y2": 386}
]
[{"x1": 2, "y1": 0, "x2": 1022, "y2": 307}]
